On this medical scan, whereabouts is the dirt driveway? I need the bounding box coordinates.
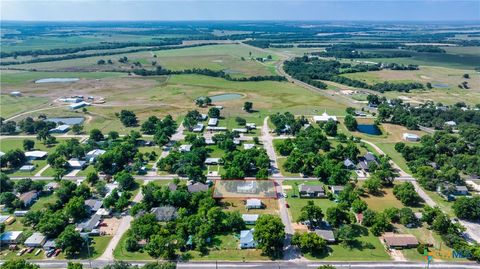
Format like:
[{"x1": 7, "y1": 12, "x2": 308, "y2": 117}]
[{"x1": 99, "y1": 217, "x2": 120, "y2": 236}]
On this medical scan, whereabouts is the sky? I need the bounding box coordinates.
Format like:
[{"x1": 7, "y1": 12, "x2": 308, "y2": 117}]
[{"x1": 1, "y1": 0, "x2": 479, "y2": 21}]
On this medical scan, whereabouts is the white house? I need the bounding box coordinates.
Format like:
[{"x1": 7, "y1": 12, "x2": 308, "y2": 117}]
[
  {"x1": 192, "y1": 123, "x2": 204, "y2": 133},
  {"x1": 232, "y1": 128, "x2": 248, "y2": 133},
  {"x1": 243, "y1": 143, "x2": 255, "y2": 150},
  {"x1": 239, "y1": 229, "x2": 257, "y2": 249},
  {"x1": 246, "y1": 198, "x2": 262, "y2": 209},
  {"x1": 86, "y1": 149, "x2": 106, "y2": 163},
  {"x1": 403, "y1": 133, "x2": 420, "y2": 142},
  {"x1": 445, "y1": 121, "x2": 457, "y2": 127},
  {"x1": 67, "y1": 158, "x2": 86, "y2": 169},
  {"x1": 24, "y1": 233, "x2": 46, "y2": 248},
  {"x1": 208, "y1": 118, "x2": 218, "y2": 126},
  {"x1": 313, "y1": 112, "x2": 337, "y2": 122},
  {"x1": 179, "y1": 144, "x2": 192, "y2": 152},
  {"x1": 242, "y1": 214, "x2": 259, "y2": 225},
  {"x1": 70, "y1": 101, "x2": 90, "y2": 110},
  {"x1": 205, "y1": 138, "x2": 215, "y2": 145},
  {"x1": 25, "y1": 151, "x2": 48, "y2": 160},
  {"x1": 204, "y1": 158, "x2": 222, "y2": 165}
]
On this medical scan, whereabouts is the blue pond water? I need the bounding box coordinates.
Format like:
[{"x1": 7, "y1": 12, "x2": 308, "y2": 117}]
[
  {"x1": 209, "y1": 93, "x2": 243, "y2": 102},
  {"x1": 357, "y1": 124, "x2": 382, "y2": 135}
]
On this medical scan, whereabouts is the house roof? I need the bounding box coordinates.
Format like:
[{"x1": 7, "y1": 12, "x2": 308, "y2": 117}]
[
  {"x1": 383, "y1": 234, "x2": 419, "y2": 247},
  {"x1": 232, "y1": 128, "x2": 248, "y2": 133},
  {"x1": 96, "y1": 208, "x2": 111, "y2": 216},
  {"x1": 455, "y1": 185, "x2": 468, "y2": 192},
  {"x1": 403, "y1": 133, "x2": 420, "y2": 139},
  {"x1": 208, "y1": 118, "x2": 218, "y2": 126},
  {"x1": 313, "y1": 112, "x2": 337, "y2": 122},
  {"x1": 77, "y1": 214, "x2": 101, "y2": 231},
  {"x1": 299, "y1": 184, "x2": 324, "y2": 193},
  {"x1": 179, "y1": 144, "x2": 192, "y2": 152},
  {"x1": 204, "y1": 158, "x2": 221, "y2": 164},
  {"x1": 314, "y1": 229, "x2": 335, "y2": 242},
  {"x1": 43, "y1": 239, "x2": 56, "y2": 249},
  {"x1": 344, "y1": 159, "x2": 355, "y2": 167},
  {"x1": 242, "y1": 214, "x2": 259, "y2": 222},
  {"x1": 86, "y1": 149, "x2": 106, "y2": 157},
  {"x1": 330, "y1": 185, "x2": 344, "y2": 192},
  {"x1": 364, "y1": 152, "x2": 377, "y2": 162},
  {"x1": 192, "y1": 123, "x2": 204, "y2": 132},
  {"x1": 150, "y1": 206, "x2": 178, "y2": 221},
  {"x1": 19, "y1": 165, "x2": 35, "y2": 171},
  {"x1": 24, "y1": 233, "x2": 46, "y2": 245},
  {"x1": 168, "y1": 182, "x2": 177, "y2": 191},
  {"x1": 243, "y1": 144, "x2": 255, "y2": 150},
  {"x1": 0, "y1": 231, "x2": 22, "y2": 241},
  {"x1": 85, "y1": 199, "x2": 102, "y2": 212},
  {"x1": 50, "y1": 124, "x2": 70, "y2": 132},
  {"x1": 25, "y1": 151, "x2": 48, "y2": 158},
  {"x1": 246, "y1": 199, "x2": 262, "y2": 207},
  {"x1": 67, "y1": 158, "x2": 86, "y2": 167},
  {"x1": 45, "y1": 182, "x2": 60, "y2": 189},
  {"x1": 239, "y1": 229, "x2": 255, "y2": 245},
  {"x1": 187, "y1": 182, "x2": 209, "y2": 193},
  {"x1": 205, "y1": 138, "x2": 215, "y2": 145},
  {"x1": 19, "y1": 190, "x2": 37, "y2": 203}
]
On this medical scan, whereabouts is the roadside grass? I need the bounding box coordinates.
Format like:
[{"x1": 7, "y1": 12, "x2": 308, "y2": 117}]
[
  {"x1": 306, "y1": 230, "x2": 391, "y2": 261},
  {"x1": 359, "y1": 184, "x2": 422, "y2": 212},
  {"x1": 55, "y1": 235, "x2": 113, "y2": 260},
  {"x1": 113, "y1": 232, "x2": 151, "y2": 260},
  {"x1": 425, "y1": 190, "x2": 454, "y2": 216}
]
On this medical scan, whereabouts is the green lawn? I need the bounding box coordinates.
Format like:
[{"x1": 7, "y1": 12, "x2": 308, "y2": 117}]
[
  {"x1": 113, "y1": 232, "x2": 152, "y2": 260},
  {"x1": 56, "y1": 236, "x2": 112, "y2": 260},
  {"x1": 425, "y1": 190, "x2": 454, "y2": 216},
  {"x1": 283, "y1": 180, "x2": 336, "y2": 222},
  {"x1": 30, "y1": 192, "x2": 58, "y2": 211}
]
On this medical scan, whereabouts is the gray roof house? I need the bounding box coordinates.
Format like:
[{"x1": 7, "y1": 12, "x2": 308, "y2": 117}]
[
  {"x1": 77, "y1": 214, "x2": 101, "y2": 232},
  {"x1": 246, "y1": 199, "x2": 262, "y2": 209},
  {"x1": 150, "y1": 206, "x2": 178, "y2": 222},
  {"x1": 43, "y1": 239, "x2": 56, "y2": 250},
  {"x1": 187, "y1": 182, "x2": 209, "y2": 193},
  {"x1": 19, "y1": 190, "x2": 38, "y2": 207},
  {"x1": 242, "y1": 214, "x2": 259, "y2": 224},
  {"x1": 314, "y1": 229, "x2": 336, "y2": 243},
  {"x1": 24, "y1": 233, "x2": 46, "y2": 247},
  {"x1": 85, "y1": 199, "x2": 103, "y2": 213},
  {"x1": 343, "y1": 159, "x2": 356, "y2": 169},
  {"x1": 239, "y1": 229, "x2": 257, "y2": 249},
  {"x1": 455, "y1": 185, "x2": 469, "y2": 195},
  {"x1": 299, "y1": 184, "x2": 325, "y2": 198}
]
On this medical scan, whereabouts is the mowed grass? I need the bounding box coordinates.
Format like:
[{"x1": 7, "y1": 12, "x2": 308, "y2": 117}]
[
  {"x1": 282, "y1": 180, "x2": 336, "y2": 222},
  {"x1": 220, "y1": 198, "x2": 279, "y2": 215},
  {"x1": 0, "y1": 70, "x2": 124, "y2": 86},
  {"x1": 0, "y1": 95, "x2": 50, "y2": 119},
  {"x1": 360, "y1": 185, "x2": 412, "y2": 212},
  {"x1": 113, "y1": 232, "x2": 152, "y2": 260}
]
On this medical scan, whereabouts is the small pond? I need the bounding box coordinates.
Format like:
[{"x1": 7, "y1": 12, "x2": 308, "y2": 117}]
[
  {"x1": 432, "y1": 83, "x2": 450, "y2": 88},
  {"x1": 357, "y1": 124, "x2": 382, "y2": 135},
  {"x1": 209, "y1": 93, "x2": 243, "y2": 102},
  {"x1": 35, "y1": 78, "x2": 79, "y2": 84},
  {"x1": 45, "y1": 117, "x2": 85, "y2": 125}
]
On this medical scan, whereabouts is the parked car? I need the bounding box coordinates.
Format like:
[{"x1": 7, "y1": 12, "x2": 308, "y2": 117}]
[
  {"x1": 46, "y1": 249, "x2": 55, "y2": 257},
  {"x1": 285, "y1": 203, "x2": 290, "y2": 208},
  {"x1": 53, "y1": 249, "x2": 62, "y2": 257},
  {"x1": 16, "y1": 248, "x2": 27, "y2": 256},
  {"x1": 27, "y1": 247, "x2": 34, "y2": 253},
  {"x1": 34, "y1": 249, "x2": 42, "y2": 256}
]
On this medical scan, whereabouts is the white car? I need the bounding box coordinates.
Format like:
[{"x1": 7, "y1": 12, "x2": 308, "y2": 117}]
[{"x1": 282, "y1": 192, "x2": 288, "y2": 198}]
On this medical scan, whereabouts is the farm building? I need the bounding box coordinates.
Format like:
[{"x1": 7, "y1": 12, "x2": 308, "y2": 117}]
[
  {"x1": 299, "y1": 184, "x2": 325, "y2": 198},
  {"x1": 10, "y1": 91, "x2": 22, "y2": 97},
  {"x1": 403, "y1": 133, "x2": 420, "y2": 142},
  {"x1": 239, "y1": 229, "x2": 257, "y2": 249},
  {"x1": 24, "y1": 233, "x2": 46, "y2": 248},
  {"x1": 69, "y1": 101, "x2": 90, "y2": 110}
]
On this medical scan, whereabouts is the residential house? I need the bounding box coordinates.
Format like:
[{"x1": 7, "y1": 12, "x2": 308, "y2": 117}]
[
  {"x1": 206, "y1": 126, "x2": 227, "y2": 132},
  {"x1": 403, "y1": 133, "x2": 420, "y2": 142},
  {"x1": 85, "y1": 199, "x2": 103, "y2": 213},
  {"x1": 455, "y1": 185, "x2": 469, "y2": 196},
  {"x1": 243, "y1": 144, "x2": 255, "y2": 150},
  {"x1": 150, "y1": 206, "x2": 178, "y2": 222},
  {"x1": 25, "y1": 151, "x2": 48, "y2": 160},
  {"x1": 19, "y1": 190, "x2": 38, "y2": 207},
  {"x1": 77, "y1": 214, "x2": 101, "y2": 232},
  {"x1": 24, "y1": 233, "x2": 46, "y2": 248},
  {"x1": 330, "y1": 185, "x2": 344, "y2": 196},
  {"x1": 242, "y1": 214, "x2": 259, "y2": 225},
  {"x1": 13, "y1": 210, "x2": 28, "y2": 217},
  {"x1": 208, "y1": 118, "x2": 218, "y2": 126},
  {"x1": 85, "y1": 149, "x2": 106, "y2": 163},
  {"x1": 314, "y1": 229, "x2": 336, "y2": 243},
  {"x1": 49, "y1": 124, "x2": 70, "y2": 134},
  {"x1": 67, "y1": 158, "x2": 86, "y2": 169},
  {"x1": 383, "y1": 233, "x2": 419, "y2": 249},
  {"x1": 357, "y1": 152, "x2": 378, "y2": 172},
  {"x1": 313, "y1": 112, "x2": 338, "y2": 122},
  {"x1": 179, "y1": 144, "x2": 192, "y2": 153},
  {"x1": 0, "y1": 231, "x2": 23, "y2": 244},
  {"x1": 187, "y1": 182, "x2": 209, "y2": 193},
  {"x1": 343, "y1": 159, "x2": 356, "y2": 169},
  {"x1": 205, "y1": 138, "x2": 215, "y2": 145},
  {"x1": 204, "y1": 158, "x2": 222, "y2": 165},
  {"x1": 239, "y1": 229, "x2": 257, "y2": 249},
  {"x1": 299, "y1": 184, "x2": 325, "y2": 198},
  {"x1": 245, "y1": 199, "x2": 262, "y2": 209},
  {"x1": 192, "y1": 123, "x2": 204, "y2": 133},
  {"x1": 19, "y1": 165, "x2": 35, "y2": 172},
  {"x1": 232, "y1": 128, "x2": 248, "y2": 133},
  {"x1": 445, "y1": 121, "x2": 457, "y2": 127},
  {"x1": 246, "y1": 123, "x2": 256, "y2": 130}
]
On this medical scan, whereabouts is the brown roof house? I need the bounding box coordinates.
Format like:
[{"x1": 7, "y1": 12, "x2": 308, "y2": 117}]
[
  {"x1": 383, "y1": 233, "x2": 419, "y2": 249},
  {"x1": 19, "y1": 190, "x2": 38, "y2": 207}
]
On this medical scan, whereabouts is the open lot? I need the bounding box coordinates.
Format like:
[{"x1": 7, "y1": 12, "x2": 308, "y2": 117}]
[{"x1": 219, "y1": 198, "x2": 279, "y2": 215}]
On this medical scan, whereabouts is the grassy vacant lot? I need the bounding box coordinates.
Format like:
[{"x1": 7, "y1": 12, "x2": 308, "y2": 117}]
[
  {"x1": 282, "y1": 180, "x2": 336, "y2": 223},
  {"x1": 360, "y1": 185, "x2": 422, "y2": 212},
  {"x1": 425, "y1": 190, "x2": 454, "y2": 216}
]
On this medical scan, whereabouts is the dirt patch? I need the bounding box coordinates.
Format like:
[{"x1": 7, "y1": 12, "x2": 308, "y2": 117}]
[{"x1": 99, "y1": 217, "x2": 121, "y2": 236}]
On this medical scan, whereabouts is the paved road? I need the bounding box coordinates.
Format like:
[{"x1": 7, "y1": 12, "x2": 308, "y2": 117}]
[
  {"x1": 3, "y1": 260, "x2": 478, "y2": 269},
  {"x1": 261, "y1": 116, "x2": 282, "y2": 177}
]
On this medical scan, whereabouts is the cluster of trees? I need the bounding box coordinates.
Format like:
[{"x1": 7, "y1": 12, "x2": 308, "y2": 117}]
[
  {"x1": 118, "y1": 110, "x2": 138, "y2": 127},
  {"x1": 157, "y1": 135, "x2": 208, "y2": 182},
  {"x1": 0, "y1": 117, "x2": 16, "y2": 134},
  {"x1": 375, "y1": 97, "x2": 480, "y2": 130},
  {"x1": 183, "y1": 110, "x2": 203, "y2": 131},
  {"x1": 393, "y1": 182, "x2": 422, "y2": 206},
  {"x1": 453, "y1": 196, "x2": 480, "y2": 221},
  {"x1": 141, "y1": 115, "x2": 177, "y2": 146},
  {"x1": 222, "y1": 147, "x2": 270, "y2": 179},
  {"x1": 0, "y1": 149, "x2": 27, "y2": 170},
  {"x1": 396, "y1": 130, "x2": 479, "y2": 190},
  {"x1": 132, "y1": 66, "x2": 286, "y2": 82},
  {"x1": 284, "y1": 56, "x2": 424, "y2": 93},
  {"x1": 0, "y1": 175, "x2": 45, "y2": 210},
  {"x1": 270, "y1": 112, "x2": 308, "y2": 135}
]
